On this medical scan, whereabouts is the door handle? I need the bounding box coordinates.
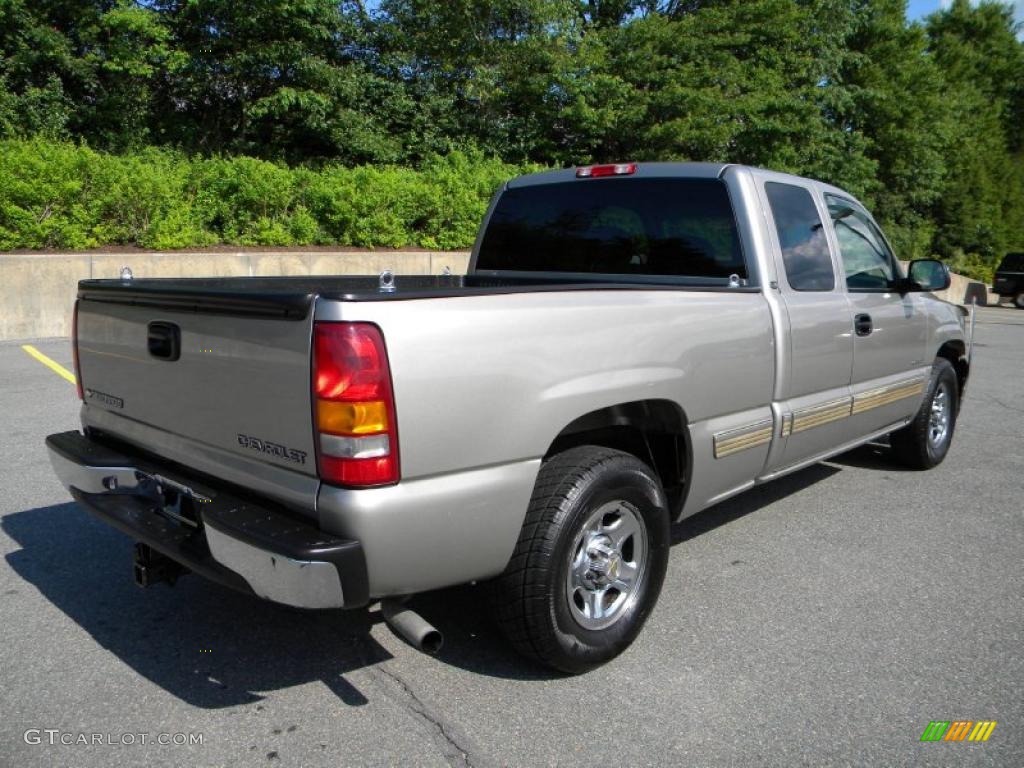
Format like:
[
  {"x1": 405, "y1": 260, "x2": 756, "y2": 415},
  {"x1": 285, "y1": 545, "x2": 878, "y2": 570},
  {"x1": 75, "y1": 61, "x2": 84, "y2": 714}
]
[
  {"x1": 147, "y1": 321, "x2": 181, "y2": 361},
  {"x1": 854, "y1": 313, "x2": 872, "y2": 337}
]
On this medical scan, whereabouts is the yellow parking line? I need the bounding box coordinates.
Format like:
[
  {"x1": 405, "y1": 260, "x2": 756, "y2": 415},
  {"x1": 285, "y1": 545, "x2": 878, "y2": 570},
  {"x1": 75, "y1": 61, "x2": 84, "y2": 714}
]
[{"x1": 21, "y1": 344, "x2": 76, "y2": 385}]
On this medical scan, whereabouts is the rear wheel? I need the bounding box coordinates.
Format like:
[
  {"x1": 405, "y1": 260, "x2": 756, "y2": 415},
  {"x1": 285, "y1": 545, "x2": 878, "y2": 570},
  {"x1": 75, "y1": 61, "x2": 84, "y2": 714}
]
[
  {"x1": 1015, "y1": 291, "x2": 1024, "y2": 309},
  {"x1": 889, "y1": 358, "x2": 959, "y2": 469},
  {"x1": 491, "y1": 446, "x2": 669, "y2": 674}
]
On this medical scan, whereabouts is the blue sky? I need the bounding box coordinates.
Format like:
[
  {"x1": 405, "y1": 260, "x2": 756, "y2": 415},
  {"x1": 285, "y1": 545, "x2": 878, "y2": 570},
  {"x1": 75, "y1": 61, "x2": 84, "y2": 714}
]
[{"x1": 907, "y1": 0, "x2": 1024, "y2": 28}]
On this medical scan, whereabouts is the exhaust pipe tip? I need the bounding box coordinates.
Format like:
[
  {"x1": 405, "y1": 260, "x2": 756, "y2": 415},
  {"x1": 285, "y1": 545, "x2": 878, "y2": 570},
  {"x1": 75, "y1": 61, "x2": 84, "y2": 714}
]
[
  {"x1": 381, "y1": 599, "x2": 444, "y2": 655},
  {"x1": 419, "y1": 628, "x2": 444, "y2": 655}
]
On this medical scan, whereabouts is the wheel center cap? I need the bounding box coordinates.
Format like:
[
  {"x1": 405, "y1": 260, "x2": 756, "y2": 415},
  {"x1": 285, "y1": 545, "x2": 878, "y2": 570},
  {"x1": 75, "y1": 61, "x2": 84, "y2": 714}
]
[{"x1": 585, "y1": 538, "x2": 620, "y2": 587}]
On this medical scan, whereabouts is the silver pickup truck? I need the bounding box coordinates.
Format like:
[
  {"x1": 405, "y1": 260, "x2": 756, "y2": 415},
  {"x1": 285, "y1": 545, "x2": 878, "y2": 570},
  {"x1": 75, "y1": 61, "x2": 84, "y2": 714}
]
[{"x1": 47, "y1": 163, "x2": 971, "y2": 673}]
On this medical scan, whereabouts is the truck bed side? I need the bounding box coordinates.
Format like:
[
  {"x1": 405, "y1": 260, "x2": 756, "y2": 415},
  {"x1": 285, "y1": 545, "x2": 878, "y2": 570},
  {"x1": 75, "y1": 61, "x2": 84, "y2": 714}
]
[{"x1": 315, "y1": 287, "x2": 774, "y2": 595}]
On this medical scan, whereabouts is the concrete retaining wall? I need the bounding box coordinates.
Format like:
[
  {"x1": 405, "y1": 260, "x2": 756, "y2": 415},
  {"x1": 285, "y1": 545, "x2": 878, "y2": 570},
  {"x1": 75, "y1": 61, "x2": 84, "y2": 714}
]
[
  {"x1": 0, "y1": 250, "x2": 471, "y2": 340},
  {"x1": 895, "y1": 260, "x2": 993, "y2": 307},
  {"x1": 933, "y1": 269, "x2": 992, "y2": 307},
  {"x1": 0, "y1": 249, "x2": 993, "y2": 341}
]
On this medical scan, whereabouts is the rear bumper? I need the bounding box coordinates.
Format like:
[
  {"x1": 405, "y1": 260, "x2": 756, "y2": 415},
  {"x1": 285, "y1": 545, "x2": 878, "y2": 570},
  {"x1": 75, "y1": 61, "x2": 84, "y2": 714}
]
[{"x1": 45, "y1": 430, "x2": 369, "y2": 609}]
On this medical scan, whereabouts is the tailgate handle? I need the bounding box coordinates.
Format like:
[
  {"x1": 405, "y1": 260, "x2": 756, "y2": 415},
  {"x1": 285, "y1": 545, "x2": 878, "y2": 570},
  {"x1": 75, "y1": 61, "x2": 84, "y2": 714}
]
[{"x1": 147, "y1": 321, "x2": 181, "y2": 361}]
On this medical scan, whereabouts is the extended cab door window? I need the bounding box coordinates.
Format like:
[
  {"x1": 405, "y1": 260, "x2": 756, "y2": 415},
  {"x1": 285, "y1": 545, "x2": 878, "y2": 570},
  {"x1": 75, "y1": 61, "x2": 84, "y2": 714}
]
[
  {"x1": 765, "y1": 182, "x2": 835, "y2": 291},
  {"x1": 761, "y1": 180, "x2": 853, "y2": 472}
]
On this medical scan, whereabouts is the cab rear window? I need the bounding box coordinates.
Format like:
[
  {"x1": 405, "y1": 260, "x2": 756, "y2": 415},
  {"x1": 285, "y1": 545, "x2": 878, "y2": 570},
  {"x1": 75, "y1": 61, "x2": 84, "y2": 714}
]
[{"x1": 476, "y1": 178, "x2": 746, "y2": 282}]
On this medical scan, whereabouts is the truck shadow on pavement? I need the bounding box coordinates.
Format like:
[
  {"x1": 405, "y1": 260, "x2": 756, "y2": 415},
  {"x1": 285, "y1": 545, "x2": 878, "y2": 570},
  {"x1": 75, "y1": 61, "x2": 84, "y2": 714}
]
[
  {"x1": 823, "y1": 440, "x2": 919, "y2": 473},
  {"x1": 3, "y1": 501, "x2": 565, "y2": 707},
  {"x1": 5, "y1": 456, "x2": 857, "y2": 707},
  {"x1": 3, "y1": 503, "x2": 394, "y2": 708},
  {"x1": 671, "y1": 462, "x2": 841, "y2": 544}
]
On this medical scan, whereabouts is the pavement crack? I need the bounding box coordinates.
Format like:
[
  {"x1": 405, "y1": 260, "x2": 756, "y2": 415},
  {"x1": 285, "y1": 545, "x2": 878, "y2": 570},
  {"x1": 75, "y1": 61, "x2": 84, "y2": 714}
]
[
  {"x1": 986, "y1": 395, "x2": 1024, "y2": 414},
  {"x1": 372, "y1": 664, "x2": 485, "y2": 768}
]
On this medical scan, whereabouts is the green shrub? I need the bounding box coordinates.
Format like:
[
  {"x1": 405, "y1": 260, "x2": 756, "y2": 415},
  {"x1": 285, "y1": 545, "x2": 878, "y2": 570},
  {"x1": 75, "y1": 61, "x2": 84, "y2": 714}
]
[
  {"x1": 0, "y1": 138, "x2": 527, "y2": 251},
  {"x1": 415, "y1": 151, "x2": 531, "y2": 250},
  {"x1": 0, "y1": 138, "x2": 99, "y2": 249},
  {"x1": 945, "y1": 249, "x2": 996, "y2": 285}
]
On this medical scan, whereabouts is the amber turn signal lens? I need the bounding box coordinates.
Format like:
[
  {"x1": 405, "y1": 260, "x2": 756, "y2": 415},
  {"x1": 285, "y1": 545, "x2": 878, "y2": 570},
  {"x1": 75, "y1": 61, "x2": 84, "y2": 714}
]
[{"x1": 317, "y1": 399, "x2": 388, "y2": 435}]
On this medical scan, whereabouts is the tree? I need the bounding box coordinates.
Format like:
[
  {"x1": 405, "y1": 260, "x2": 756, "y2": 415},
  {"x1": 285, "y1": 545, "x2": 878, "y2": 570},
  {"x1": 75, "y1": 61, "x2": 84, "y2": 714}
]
[
  {"x1": 823, "y1": 0, "x2": 953, "y2": 259},
  {"x1": 555, "y1": 0, "x2": 873, "y2": 185},
  {"x1": 925, "y1": 0, "x2": 1024, "y2": 275},
  {"x1": 0, "y1": 0, "x2": 175, "y2": 148},
  {"x1": 150, "y1": 0, "x2": 400, "y2": 162},
  {"x1": 376, "y1": 0, "x2": 584, "y2": 162},
  {"x1": 81, "y1": 0, "x2": 180, "y2": 149},
  {"x1": 0, "y1": 0, "x2": 86, "y2": 140}
]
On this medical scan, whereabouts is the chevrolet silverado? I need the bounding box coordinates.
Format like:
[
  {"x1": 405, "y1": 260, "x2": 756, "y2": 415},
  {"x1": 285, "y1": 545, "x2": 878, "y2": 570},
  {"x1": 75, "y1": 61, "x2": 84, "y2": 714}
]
[{"x1": 47, "y1": 162, "x2": 972, "y2": 672}]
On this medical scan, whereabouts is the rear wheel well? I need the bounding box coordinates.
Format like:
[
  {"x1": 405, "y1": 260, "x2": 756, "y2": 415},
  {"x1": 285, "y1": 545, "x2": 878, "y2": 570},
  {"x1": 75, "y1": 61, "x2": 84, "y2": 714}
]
[
  {"x1": 936, "y1": 341, "x2": 968, "y2": 397},
  {"x1": 545, "y1": 400, "x2": 690, "y2": 515}
]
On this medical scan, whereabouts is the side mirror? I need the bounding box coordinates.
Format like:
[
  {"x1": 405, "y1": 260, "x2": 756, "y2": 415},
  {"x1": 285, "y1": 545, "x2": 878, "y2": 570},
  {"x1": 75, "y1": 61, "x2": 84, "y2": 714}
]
[{"x1": 905, "y1": 259, "x2": 951, "y2": 292}]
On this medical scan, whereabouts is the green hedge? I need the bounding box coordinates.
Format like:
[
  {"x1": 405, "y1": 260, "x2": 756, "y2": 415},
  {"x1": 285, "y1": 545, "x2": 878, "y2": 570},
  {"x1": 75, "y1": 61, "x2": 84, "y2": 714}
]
[{"x1": 0, "y1": 139, "x2": 528, "y2": 251}]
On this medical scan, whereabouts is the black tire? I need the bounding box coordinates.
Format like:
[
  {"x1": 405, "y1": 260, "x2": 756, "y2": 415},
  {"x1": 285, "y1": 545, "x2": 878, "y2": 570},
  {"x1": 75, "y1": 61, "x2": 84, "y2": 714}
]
[
  {"x1": 490, "y1": 446, "x2": 670, "y2": 674},
  {"x1": 889, "y1": 358, "x2": 959, "y2": 469},
  {"x1": 1015, "y1": 292, "x2": 1024, "y2": 309}
]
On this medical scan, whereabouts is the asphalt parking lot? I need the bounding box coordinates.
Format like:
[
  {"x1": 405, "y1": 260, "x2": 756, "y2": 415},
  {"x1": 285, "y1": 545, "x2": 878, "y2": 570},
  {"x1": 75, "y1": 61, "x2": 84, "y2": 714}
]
[{"x1": 1, "y1": 306, "x2": 1022, "y2": 768}]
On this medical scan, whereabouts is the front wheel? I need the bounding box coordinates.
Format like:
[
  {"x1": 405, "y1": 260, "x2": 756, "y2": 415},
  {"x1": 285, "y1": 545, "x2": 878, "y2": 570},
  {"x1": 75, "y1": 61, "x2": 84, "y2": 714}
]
[
  {"x1": 491, "y1": 446, "x2": 669, "y2": 673},
  {"x1": 1014, "y1": 291, "x2": 1024, "y2": 309},
  {"x1": 889, "y1": 358, "x2": 959, "y2": 469}
]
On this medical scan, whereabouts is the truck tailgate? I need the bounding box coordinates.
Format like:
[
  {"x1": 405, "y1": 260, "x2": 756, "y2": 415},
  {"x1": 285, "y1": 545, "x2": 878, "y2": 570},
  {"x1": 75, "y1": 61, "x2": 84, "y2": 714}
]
[{"x1": 75, "y1": 279, "x2": 319, "y2": 513}]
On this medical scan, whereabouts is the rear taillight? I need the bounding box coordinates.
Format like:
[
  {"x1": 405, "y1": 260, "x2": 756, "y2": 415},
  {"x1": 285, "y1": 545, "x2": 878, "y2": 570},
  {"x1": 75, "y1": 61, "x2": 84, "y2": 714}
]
[
  {"x1": 72, "y1": 300, "x2": 83, "y2": 400},
  {"x1": 576, "y1": 162, "x2": 637, "y2": 178},
  {"x1": 313, "y1": 322, "x2": 399, "y2": 487}
]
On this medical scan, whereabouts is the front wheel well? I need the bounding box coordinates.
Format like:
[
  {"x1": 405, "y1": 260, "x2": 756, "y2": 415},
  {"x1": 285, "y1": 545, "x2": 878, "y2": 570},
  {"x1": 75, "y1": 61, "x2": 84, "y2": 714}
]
[
  {"x1": 545, "y1": 400, "x2": 690, "y2": 515},
  {"x1": 936, "y1": 340, "x2": 968, "y2": 396}
]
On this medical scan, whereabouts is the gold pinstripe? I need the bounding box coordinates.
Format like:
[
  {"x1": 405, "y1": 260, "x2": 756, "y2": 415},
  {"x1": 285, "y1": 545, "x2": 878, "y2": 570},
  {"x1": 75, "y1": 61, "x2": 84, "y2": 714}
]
[
  {"x1": 791, "y1": 397, "x2": 852, "y2": 433},
  {"x1": 715, "y1": 376, "x2": 929, "y2": 459},
  {"x1": 713, "y1": 420, "x2": 773, "y2": 458},
  {"x1": 778, "y1": 376, "x2": 929, "y2": 439},
  {"x1": 851, "y1": 378, "x2": 927, "y2": 414}
]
